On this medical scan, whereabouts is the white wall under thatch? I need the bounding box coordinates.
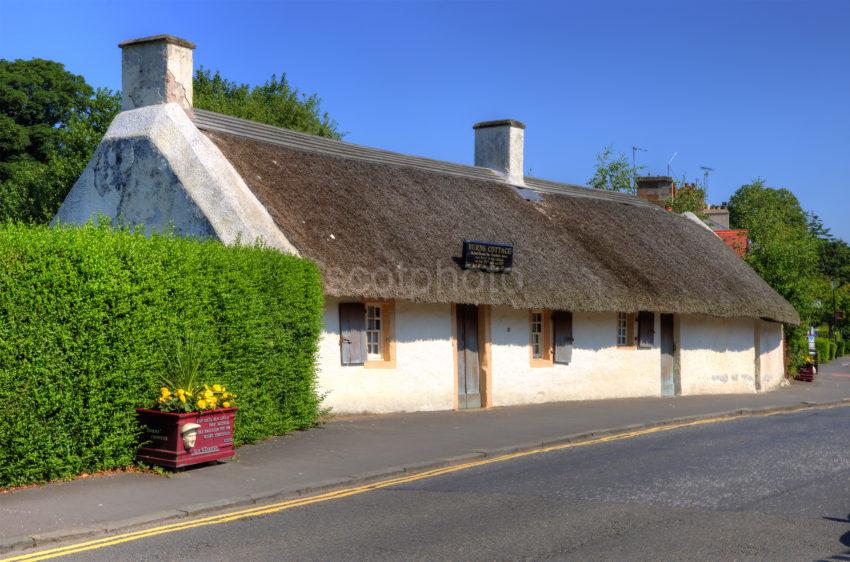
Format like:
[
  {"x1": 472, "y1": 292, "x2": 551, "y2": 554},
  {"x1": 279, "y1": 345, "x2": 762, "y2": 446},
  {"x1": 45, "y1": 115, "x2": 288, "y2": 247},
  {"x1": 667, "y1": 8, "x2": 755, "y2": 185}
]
[
  {"x1": 488, "y1": 308, "x2": 662, "y2": 405},
  {"x1": 758, "y1": 320, "x2": 785, "y2": 391},
  {"x1": 316, "y1": 300, "x2": 785, "y2": 415},
  {"x1": 678, "y1": 315, "x2": 759, "y2": 394},
  {"x1": 318, "y1": 298, "x2": 455, "y2": 414}
]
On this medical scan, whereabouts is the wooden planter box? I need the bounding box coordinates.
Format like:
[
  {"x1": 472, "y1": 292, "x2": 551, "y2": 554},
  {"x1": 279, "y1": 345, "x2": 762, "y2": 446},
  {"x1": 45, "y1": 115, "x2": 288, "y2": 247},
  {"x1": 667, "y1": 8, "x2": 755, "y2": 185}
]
[
  {"x1": 136, "y1": 407, "x2": 237, "y2": 468},
  {"x1": 796, "y1": 365, "x2": 816, "y2": 382}
]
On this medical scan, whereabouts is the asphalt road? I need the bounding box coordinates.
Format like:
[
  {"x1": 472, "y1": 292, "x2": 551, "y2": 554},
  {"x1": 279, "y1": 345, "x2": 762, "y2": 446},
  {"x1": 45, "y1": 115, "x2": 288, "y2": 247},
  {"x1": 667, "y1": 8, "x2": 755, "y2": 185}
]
[{"x1": 66, "y1": 407, "x2": 850, "y2": 561}]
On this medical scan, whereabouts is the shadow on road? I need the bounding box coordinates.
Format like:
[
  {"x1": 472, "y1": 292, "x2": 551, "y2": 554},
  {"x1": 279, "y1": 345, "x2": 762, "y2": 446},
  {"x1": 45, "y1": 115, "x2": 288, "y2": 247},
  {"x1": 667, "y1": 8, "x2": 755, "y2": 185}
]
[{"x1": 818, "y1": 513, "x2": 850, "y2": 561}]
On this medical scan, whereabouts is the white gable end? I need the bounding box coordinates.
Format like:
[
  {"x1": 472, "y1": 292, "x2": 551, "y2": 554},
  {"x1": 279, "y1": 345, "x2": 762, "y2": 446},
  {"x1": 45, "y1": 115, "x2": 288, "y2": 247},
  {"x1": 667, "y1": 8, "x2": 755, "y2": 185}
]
[{"x1": 54, "y1": 103, "x2": 298, "y2": 254}]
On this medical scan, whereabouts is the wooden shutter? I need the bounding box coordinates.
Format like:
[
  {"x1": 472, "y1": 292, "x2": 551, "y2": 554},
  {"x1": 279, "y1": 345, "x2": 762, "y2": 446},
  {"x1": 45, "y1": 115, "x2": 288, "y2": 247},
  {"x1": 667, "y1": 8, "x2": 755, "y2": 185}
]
[
  {"x1": 637, "y1": 311, "x2": 655, "y2": 348},
  {"x1": 339, "y1": 303, "x2": 366, "y2": 365},
  {"x1": 553, "y1": 310, "x2": 574, "y2": 365}
]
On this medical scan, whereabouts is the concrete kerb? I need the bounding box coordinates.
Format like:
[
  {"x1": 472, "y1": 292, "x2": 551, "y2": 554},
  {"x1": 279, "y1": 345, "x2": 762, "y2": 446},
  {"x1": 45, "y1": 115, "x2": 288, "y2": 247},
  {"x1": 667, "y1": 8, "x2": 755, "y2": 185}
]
[{"x1": 3, "y1": 398, "x2": 850, "y2": 556}]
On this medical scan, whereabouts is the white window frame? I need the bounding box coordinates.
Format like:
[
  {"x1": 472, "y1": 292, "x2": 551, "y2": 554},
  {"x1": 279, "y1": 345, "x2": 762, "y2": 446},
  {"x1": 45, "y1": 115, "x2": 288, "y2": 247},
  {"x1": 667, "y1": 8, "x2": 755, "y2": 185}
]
[
  {"x1": 365, "y1": 304, "x2": 383, "y2": 360},
  {"x1": 617, "y1": 312, "x2": 628, "y2": 346},
  {"x1": 531, "y1": 311, "x2": 544, "y2": 359}
]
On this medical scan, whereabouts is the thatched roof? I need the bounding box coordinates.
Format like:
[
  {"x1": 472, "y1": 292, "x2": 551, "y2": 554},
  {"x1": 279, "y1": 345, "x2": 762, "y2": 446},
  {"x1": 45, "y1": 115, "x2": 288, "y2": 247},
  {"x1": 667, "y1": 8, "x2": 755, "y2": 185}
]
[{"x1": 194, "y1": 110, "x2": 798, "y2": 323}]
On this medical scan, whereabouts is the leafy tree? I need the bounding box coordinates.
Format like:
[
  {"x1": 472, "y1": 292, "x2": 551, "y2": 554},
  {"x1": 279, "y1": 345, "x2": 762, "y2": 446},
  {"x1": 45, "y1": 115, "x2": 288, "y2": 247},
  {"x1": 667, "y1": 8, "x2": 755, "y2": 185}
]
[
  {"x1": 0, "y1": 59, "x2": 121, "y2": 223},
  {"x1": 194, "y1": 68, "x2": 342, "y2": 139},
  {"x1": 806, "y1": 212, "x2": 850, "y2": 338},
  {"x1": 667, "y1": 182, "x2": 706, "y2": 216},
  {"x1": 0, "y1": 60, "x2": 345, "y2": 224},
  {"x1": 808, "y1": 212, "x2": 850, "y2": 286},
  {"x1": 588, "y1": 145, "x2": 641, "y2": 193},
  {"x1": 729, "y1": 179, "x2": 819, "y2": 318},
  {"x1": 728, "y1": 179, "x2": 824, "y2": 366}
]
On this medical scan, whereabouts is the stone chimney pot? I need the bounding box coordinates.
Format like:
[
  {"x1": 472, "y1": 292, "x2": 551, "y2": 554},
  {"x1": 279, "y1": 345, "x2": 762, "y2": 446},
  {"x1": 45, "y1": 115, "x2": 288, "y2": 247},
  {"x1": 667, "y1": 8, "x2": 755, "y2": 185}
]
[
  {"x1": 473, "y1": 119, "x2": 525, "y2": 185},
  {"x1": 119, "y1": 35, "x2": 195, "y2": 113}
]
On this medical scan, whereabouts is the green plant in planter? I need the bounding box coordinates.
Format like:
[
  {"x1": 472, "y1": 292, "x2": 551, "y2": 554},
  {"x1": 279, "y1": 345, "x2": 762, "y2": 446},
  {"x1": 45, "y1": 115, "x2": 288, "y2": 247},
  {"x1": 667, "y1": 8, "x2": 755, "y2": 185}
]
[{"x1": 156, "y1": 338, "x2": 235, "y2": 412}]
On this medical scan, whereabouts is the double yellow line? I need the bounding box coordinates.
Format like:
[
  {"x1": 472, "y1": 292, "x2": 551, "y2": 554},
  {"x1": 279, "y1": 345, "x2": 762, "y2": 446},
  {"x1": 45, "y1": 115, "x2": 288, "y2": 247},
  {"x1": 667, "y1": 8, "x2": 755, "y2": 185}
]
[{"x1": 0, "y1": 407, "x2": 828, "y2": 561}]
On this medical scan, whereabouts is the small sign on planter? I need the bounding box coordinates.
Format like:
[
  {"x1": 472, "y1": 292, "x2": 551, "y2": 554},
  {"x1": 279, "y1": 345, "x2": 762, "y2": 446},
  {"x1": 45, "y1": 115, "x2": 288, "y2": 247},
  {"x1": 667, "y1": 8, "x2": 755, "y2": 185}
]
[{"x1": 136, "y1": 408, "x2": 237, "y2": 468}]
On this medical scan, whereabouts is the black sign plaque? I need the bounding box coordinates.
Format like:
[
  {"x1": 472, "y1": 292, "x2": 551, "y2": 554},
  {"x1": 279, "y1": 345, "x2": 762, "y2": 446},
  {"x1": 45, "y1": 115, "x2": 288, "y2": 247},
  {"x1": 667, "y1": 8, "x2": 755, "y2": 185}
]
[{"x1": 462, "y1": 240, "x2": 513, "y2": 273}]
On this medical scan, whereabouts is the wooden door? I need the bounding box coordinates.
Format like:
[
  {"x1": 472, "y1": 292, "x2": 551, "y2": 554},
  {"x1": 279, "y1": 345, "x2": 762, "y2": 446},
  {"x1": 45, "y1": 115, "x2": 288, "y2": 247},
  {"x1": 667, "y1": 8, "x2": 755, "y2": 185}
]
[
  {"x1": 660, "y1": 313, "x2": 676, "y2": 396},
  {"x1": 456, "y1": 304, "x2": 481, "y2": 409},
  {"x1": 553, "y1": 311, "x2": 574, "y2": 364}
]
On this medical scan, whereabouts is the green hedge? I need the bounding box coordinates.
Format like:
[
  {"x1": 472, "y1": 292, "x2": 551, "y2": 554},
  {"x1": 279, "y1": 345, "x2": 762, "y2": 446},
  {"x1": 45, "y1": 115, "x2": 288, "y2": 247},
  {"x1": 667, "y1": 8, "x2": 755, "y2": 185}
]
[
  {"x1": 837, "y1": 341, "x2": 846, "y2": 358},
  {"x1": 0, "y1": 223, "x2": 323, "y2": 487},
  {"x1": 815, "y1": 337, "x2": 831, "y2": 364}
]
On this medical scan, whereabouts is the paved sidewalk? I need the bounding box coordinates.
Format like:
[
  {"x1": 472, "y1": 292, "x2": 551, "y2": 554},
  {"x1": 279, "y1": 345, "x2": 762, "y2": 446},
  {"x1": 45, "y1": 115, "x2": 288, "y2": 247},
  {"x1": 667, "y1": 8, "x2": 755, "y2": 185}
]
[{"x1": 3, "y1": 357, "x2": 850, "y2": 552}]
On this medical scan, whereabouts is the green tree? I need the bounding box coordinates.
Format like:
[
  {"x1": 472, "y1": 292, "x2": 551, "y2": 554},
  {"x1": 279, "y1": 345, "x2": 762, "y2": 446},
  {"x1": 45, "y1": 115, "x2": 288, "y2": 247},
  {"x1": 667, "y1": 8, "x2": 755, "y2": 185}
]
[
  {"x1": 0, "y1": 59, "x2": 121, "y2": 223},
  {"x1": 809, "y1": 213, "x2": 850, "y2": 286},
  {"x1": 588, "y1": 145, "x2": 641, "y2": 193},
  {"x1": 807, "y1": 212, "x2": 850, "y2": 338},
  {"x1": 193, "y1": 68, "x2": 342, "y2": 139},
  {"x1": 0, "y1": 61, "x2": 345, "y2": 224},
  {"x1": 729, "y1": 179, "x2": 824, "y2": 366},
  {"x1": 729, "y1": 179, "x2": 819, "y2": 318},
  {"x1": 667, "y1": 182, "x2": 706, "y2": 216}
]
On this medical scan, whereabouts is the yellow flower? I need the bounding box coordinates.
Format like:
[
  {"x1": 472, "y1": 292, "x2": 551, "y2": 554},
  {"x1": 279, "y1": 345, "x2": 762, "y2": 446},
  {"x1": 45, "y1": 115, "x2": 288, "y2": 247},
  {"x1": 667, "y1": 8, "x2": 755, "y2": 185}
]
[
  {"x1": 223, "y1": 401, "x2": 231, "y2": 408},
  {"x1": 197, "y1": 399, "x2": 207, "y2": 409},
  {"x1": 212, "y1": 384, "x2": 222, "y2": 392},
  {"x1": 179, "y1": 394, "x2": 186, "y2": 403},
  {"x1": 177, "y1": 388, "x2": 186, "y2": 396},
  {"x1": 160, "y1": 387, "x2": 171, "y2": 397},
  {"x1": 204, "y1": 389, "x2": 213, "y2": 399}
]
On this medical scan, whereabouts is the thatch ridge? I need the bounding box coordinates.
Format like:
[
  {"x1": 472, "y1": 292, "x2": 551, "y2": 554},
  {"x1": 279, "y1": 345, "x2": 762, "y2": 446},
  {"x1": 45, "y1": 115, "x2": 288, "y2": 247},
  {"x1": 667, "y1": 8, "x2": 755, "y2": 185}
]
[{"x1": 202, "y1": 127, "x2": 799, "y2": 324}]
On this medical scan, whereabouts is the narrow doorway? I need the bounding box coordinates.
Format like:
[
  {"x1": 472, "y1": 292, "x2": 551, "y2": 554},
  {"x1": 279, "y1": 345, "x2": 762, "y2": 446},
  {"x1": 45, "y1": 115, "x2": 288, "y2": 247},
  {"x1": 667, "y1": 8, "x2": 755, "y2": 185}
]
[
  {"x1": 660, "y1": 313, "x2": 679, "y2": 396},
  {"x1": 456, "y1": 304, "x2": 481, "y2": 409}
]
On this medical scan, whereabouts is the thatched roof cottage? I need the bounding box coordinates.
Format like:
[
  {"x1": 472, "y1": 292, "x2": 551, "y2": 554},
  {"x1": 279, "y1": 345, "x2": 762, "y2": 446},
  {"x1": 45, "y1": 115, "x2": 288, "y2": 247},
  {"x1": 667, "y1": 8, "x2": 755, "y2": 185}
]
[{"x1": 56, "y1": 36, "x2": 798, "y2": 413}]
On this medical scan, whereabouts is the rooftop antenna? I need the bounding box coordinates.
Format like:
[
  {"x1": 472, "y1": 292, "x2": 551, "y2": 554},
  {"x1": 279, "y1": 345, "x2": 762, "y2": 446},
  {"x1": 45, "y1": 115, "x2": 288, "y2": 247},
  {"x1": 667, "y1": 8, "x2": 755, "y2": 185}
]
[
  {"x1": 667, "y1": 152, "x2": 678, "y2": 176},
  {"x1": 632, "y1": 145, "x2": 647, "y2": 189},
  {"x1": 699, "y1": 165, "x2": 714, "y2": 193}
]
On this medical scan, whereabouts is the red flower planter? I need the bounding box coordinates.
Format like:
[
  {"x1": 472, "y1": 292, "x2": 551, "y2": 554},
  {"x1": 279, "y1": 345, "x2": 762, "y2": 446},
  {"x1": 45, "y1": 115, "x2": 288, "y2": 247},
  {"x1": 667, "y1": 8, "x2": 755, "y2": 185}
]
[
  {"x1": 136, "y1": 407, "x2": 237, "y2": 468},
  {"x1": 796, "y1": 365, "x2": 815, "y2": 382}
]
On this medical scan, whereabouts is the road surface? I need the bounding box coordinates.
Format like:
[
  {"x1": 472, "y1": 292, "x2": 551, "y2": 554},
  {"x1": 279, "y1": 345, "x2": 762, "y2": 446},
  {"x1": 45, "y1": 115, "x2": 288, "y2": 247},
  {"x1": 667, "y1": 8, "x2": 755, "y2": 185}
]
[{"x1": 50, "y1": 407, "x2": 850, "y2": 560}]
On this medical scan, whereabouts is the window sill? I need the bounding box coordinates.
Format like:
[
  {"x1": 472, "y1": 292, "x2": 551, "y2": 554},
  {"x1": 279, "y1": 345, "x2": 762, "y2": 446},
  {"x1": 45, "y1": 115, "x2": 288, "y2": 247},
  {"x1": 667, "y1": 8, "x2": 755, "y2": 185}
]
[
  {"x1": 530, "y1": 358, "x2": 554, "y2": 368},
  {"x1": 364, "y1": 359, "x2": 397, "y2": 369},
  {"x1": 616, "y1": 345, "x2": 637, "y2": 350}
]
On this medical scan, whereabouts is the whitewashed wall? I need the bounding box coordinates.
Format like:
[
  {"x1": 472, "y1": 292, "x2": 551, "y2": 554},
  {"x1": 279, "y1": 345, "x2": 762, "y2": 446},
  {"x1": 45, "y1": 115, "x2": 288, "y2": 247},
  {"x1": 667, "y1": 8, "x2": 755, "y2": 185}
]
[
  {"x1": 317, "y1": 300, "x2": 776, "y2": 413},
  {"x1": 678, "y1": 315, "x2": 757, "y2": 394},
  {"x1": 489, "y1": 308, "x2": 662, "y2": 405},
  {"x1": 758, "y1": 320, "x2": 785, "y2": 391},
  {"x1": 317, "y1": 297, "x2": 454, "y2": 414}
]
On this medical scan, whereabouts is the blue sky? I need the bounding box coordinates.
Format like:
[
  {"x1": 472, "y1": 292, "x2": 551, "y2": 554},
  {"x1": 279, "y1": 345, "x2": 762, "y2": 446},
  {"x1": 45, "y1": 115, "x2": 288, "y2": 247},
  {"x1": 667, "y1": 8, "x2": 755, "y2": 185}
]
[{"x1": 2, "y1": 0, "x2": 848, "y2": 240}]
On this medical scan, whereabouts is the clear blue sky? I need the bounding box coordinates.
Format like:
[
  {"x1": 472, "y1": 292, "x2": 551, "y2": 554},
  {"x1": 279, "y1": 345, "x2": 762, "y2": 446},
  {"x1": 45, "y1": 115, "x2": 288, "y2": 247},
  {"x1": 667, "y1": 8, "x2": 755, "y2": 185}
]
[{"x1": 2, "y1": 0, "x2": 848, "y2": 240}]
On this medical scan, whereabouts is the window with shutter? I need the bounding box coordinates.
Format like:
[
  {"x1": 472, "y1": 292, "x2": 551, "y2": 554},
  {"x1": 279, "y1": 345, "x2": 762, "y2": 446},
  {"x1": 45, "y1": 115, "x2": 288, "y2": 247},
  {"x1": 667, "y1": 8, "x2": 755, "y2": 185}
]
[
  {"x1": 364, "y1": 301, "x2": 396, "y2": 368},
  {"x1": 637, "y1": 311, "x2": 655, "y2": 349},
  {"x1": 339, "y1": 302, "x2": 366, "y2": 366},
  {"x1": 616, "y1": 312, "x2": 637, "y2": 347},
  {"x1": 553, "y1": 310, "x2": 574, "y2": 365},
  {"x1": 529, "y1": 309, "x2": 553, "y2": 367}
]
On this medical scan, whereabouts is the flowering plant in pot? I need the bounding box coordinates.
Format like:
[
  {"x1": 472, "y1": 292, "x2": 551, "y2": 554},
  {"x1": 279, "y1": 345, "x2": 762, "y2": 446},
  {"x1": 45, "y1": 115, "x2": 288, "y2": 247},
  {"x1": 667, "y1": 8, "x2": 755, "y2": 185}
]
[
  {"x1": 796, "y1": 354, "x2": 816, "y2": 382},
  {"x1": 136, "y1": 338, "x2": 238, "y2": 468}
]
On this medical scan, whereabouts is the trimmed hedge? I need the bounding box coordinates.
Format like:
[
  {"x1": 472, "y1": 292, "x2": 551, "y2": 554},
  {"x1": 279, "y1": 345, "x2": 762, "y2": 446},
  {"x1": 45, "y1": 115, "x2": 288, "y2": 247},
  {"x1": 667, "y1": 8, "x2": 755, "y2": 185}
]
[
  {"x1": 815, "y1": 337, "x2": 831, "y2": 364},
  {"x1": 837, "y1": 341, "x2": 845, "y2": 358},
  {"x1": 0, "y1": 223, "x2": 323, "y2": 487}
]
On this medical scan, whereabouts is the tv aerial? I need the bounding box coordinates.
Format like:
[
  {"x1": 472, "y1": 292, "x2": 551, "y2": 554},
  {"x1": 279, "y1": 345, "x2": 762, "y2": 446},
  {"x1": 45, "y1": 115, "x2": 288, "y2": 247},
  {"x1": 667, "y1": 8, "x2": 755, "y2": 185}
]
[{"x1": 699, "y1": 166, "x2": 714, "y2": 191}]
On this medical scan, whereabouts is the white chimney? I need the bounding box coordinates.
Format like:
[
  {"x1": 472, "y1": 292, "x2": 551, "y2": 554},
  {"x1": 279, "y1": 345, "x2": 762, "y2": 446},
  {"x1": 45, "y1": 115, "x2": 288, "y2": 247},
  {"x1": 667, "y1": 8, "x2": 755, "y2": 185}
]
[
  {"x1": 473, "y1": 119, "x2": 525, "y2": 185},
  {"x1": 119, "y1": 35, "x2": 195, "y2": 114}
]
